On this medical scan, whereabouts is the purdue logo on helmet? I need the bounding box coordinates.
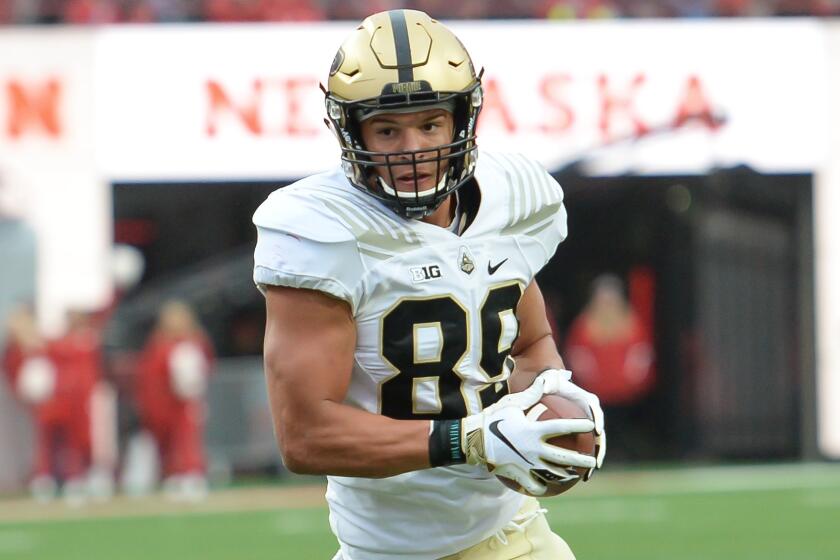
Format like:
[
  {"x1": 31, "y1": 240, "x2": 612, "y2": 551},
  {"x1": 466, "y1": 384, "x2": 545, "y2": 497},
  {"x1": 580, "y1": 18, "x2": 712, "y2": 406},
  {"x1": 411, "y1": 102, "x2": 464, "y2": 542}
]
[{"x1": 324, "y1": 9, "x2": 483, "y2": 219}]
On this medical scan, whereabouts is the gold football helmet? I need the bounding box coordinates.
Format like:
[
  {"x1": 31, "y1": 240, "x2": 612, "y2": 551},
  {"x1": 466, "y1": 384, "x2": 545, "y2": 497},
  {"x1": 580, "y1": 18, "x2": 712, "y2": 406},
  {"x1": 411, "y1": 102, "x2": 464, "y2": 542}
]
[{"x1": 325, "y1": 10, "x2": 483, "y2": 219}]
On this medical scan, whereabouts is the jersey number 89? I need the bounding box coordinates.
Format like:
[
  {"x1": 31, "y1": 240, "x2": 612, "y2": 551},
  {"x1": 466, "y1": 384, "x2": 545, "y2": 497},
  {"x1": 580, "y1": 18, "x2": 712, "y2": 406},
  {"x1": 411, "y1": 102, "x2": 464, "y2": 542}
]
[{"x1": 380, "y1": 282, "x2": 523, "y2": 420}]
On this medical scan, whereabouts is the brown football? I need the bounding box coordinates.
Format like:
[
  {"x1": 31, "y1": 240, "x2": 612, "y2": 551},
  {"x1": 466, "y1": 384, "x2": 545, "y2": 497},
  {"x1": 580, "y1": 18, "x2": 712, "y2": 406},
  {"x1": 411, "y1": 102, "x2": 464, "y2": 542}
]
[{"x1": 496, "y1": 394, "x2": 596, "y2": 497}]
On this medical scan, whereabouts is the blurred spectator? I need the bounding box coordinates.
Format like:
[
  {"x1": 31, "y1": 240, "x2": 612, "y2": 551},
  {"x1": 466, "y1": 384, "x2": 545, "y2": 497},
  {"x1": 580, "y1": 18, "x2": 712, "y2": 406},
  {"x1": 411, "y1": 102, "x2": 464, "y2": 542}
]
[
  {"x1": 1, "y1": 306, "x2": 99, "y2": 504},
  {"x1": 773, "y1": 0, "x2": 835, "y2": 16},
  {"x1": 714, "y1": 0, "x2": 763, "y2": 17},
  {"x1": 566, "y1": 274, "x2": 654, "y2": 404},
  {"x1": 619, "y1": 0, "x2": 674, "y2": 17},
  {"x1": 254, "y1": 0, "x2": 324, "y2": 21},
  {"x1": 564, "y1": 274, "x2": 655, "y2": 459},
  {"x1": 540, "y1": 0, "x2": 582, "y2": 19},
  {"x1": 35, "y1": 0, "x2": 64, "y2": 23},
  {"x1": 539, "y1": 0, "x2": 620, "y2": 19},
  {"x1": 1, "y1": 0, "x2": 839, "y2": 23},
  {"x1": 151, "y1": 0, "x2": 203, "y2": 21},
  {"x1": 665, "y1": 0, "x2": 714, "y2": 17},
  {"x1": 48, "y1": 309, "x2": 104, "y2": 502},
  {"x1": 122, "y1": 0, "x2": 157, "y2": 22},
  {"x1": 203, "y1": 0, "x2": 247, "y2": 22},
  {"x1": 12, "y1": 0, "x2": 43, "y2": 22},
  {"x1": 0, "y1": 162, "x2": 39, "y2": 494},
  {"x1": 135, "y1": 300, "x2": 214, "y2": 501},
  {"x1": 0, "y1": 1, "x2": 13, "y2": 24},
  {"x1": 2, "y1": 306, "x2": 55, "y2": 501},
  {"x1": 62, "y1": 0, "x2": 120, "y2": 23},
  {"x1": 326, "y1": 0, "x2": 402, "y2": 21}
]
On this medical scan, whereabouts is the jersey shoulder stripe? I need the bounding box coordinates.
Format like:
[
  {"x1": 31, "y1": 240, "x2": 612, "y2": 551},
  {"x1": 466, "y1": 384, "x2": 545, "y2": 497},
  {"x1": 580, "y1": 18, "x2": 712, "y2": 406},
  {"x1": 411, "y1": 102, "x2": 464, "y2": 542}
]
[
  {"x1": 315, "y1": 190, "x2": 422, "y2": 259},
  {"x1": 253, "y1": 167, "x2": 421, "y2": 258},
  {"x1": 482, "y1": 152, "x2": 564, "y2": 236}
]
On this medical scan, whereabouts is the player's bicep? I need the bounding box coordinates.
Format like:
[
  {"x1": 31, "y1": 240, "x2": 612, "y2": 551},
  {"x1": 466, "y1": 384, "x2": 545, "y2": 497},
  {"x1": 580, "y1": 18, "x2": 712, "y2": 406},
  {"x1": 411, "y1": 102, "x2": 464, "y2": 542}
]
[
  {"x1": 263, "y1": 286, "x2": 356, "y2": 431},
  {"x1": 509, "y1": 280, "x2": 565, "y2": 393},
  {"x1": 512, "y1": 280, "x2": 556, "y2": 356}
]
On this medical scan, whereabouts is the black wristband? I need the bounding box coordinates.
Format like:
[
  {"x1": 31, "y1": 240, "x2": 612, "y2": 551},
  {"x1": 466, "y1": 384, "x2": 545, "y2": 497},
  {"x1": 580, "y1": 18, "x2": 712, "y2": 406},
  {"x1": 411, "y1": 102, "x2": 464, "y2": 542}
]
[{"x1": 429, "y1": 419, "x2": 466, "y2": 467}]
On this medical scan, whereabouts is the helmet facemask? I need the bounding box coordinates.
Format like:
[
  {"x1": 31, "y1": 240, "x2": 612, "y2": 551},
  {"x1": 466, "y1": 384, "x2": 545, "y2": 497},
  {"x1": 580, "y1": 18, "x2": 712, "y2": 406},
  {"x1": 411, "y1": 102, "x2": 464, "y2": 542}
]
[
  {"x1": 326, "y1": 82, "x2": 483, "y2": 220},
  {"x1": 324, "y1": 9, "x2": 484, "y2": 219}
]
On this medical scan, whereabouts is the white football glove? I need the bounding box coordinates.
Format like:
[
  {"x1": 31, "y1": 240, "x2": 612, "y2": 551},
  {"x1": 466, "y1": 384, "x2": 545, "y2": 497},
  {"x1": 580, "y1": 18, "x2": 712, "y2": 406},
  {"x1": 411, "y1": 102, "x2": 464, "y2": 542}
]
[
  {"x1": 462, "y1": 391, "x2": 596, "y2": 496},
  {"x1": 534, "y1": 368, "x2": 606, "y2": 481}
]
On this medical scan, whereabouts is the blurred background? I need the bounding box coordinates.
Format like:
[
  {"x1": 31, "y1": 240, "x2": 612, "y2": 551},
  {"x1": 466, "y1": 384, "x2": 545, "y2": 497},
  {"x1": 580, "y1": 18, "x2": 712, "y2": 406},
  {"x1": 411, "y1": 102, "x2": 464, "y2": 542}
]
[{"x1": 1, "y1": 1, "x2": 840, "y2": 559}]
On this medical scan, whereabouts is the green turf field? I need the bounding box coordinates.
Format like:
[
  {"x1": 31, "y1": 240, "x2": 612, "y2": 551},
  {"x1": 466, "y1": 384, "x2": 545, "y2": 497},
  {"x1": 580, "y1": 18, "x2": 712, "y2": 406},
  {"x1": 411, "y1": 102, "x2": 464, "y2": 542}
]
[{"x1": 1, "y1": 463, "x2": 838, "y2": 559}]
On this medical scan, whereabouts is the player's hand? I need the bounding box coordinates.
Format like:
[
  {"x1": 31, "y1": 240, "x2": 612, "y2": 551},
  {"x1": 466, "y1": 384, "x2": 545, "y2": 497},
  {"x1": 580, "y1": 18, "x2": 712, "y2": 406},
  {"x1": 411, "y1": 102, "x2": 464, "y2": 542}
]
[
  {"x1": 535, "y1": 368, "x2": 606, "y2": 481},
  {"x1": 462, "y1": 396, "x2": 596, "y2": 496}
]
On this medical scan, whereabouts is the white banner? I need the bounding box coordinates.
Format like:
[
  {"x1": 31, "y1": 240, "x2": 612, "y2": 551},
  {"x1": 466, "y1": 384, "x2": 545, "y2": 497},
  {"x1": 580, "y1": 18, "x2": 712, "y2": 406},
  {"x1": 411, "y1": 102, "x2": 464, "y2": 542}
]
[
  {"x1": 0, "y1": 30, "x2": 109, "y2": 334},
  {"x1": 816, "y1": 23, "x2": 840, "y2": 459},
  {"x1": 1, "y1": 20, "x2": 838, "y2": 461},
  {"x1": 95, "y1": 20, "x2": 828, "y2": 181}
]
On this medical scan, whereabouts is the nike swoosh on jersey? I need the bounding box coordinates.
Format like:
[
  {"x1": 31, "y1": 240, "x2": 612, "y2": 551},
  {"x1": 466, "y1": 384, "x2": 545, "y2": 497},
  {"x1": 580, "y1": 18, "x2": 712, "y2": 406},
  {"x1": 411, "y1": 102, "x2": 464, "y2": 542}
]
[
  {"x1": 488, "y1": 420, "x2": 533, "y2": 465},
  {"x1": 487, "y1": 258, "x2": 508, "y2": 275}
]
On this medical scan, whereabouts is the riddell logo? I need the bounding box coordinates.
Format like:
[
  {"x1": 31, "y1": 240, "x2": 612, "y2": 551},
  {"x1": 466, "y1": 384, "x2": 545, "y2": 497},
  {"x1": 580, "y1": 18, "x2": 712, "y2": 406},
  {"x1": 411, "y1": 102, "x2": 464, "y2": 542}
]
[
  {"x1": 389, "y1": 81, "x2": 423, "y2": 94},
  {"x1": 3, "y1": 78, "x2": 63, "y2": 139}
]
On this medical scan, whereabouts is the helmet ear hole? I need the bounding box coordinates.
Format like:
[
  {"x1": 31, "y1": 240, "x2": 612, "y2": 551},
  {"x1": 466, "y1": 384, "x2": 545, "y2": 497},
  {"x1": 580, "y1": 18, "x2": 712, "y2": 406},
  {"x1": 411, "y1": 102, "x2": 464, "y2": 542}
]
[
  {"x1": 471, "y1": 86, "x2": 483, "y2": 108},
  {"x1": 326, "y1": 99, "x2": 345, "y2": 127}
]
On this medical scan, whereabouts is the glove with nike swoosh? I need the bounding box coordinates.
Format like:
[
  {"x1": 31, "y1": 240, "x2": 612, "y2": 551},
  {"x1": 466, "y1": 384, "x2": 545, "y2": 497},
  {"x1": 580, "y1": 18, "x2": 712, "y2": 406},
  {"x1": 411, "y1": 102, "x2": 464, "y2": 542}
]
[
  {"x1": 460, "y1": 394, "x2": 597, "y2": 496},
  {"x1": 533, "y1": 368, "x2": 606, "y2": 481}
]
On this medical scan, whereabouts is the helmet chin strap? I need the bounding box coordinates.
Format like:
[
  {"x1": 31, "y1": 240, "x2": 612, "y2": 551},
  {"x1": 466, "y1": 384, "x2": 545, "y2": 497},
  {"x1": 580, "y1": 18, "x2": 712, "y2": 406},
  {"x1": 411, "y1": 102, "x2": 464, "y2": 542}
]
[{"x1": 377, "y1": 172, "x2": 449, "y2": 200}]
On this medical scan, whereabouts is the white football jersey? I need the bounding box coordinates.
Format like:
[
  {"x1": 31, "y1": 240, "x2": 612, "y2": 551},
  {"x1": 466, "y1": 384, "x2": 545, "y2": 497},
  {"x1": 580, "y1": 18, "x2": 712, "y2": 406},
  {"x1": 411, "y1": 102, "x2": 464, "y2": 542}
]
[{"x1": 253, "y1": 151, "x2": 568, "y2": 560}]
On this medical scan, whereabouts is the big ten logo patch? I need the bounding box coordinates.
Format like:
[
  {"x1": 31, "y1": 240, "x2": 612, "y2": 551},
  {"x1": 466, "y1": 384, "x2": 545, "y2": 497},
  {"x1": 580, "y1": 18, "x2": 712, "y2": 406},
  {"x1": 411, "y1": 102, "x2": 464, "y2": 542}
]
[{"x1": 409, "y1": 264, "x2": 442, "y2": 284}]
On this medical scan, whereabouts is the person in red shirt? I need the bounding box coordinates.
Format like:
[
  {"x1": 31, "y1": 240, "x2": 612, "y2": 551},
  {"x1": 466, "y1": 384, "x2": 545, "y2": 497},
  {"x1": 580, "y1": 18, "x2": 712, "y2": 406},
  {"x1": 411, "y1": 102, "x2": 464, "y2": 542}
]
[
  {"x1": 46, "y1": 310, "x2": 104, "y2": 504},
  {"x1": 136, "y1": 300, "x2": 214, "y2": 500},
  {"x1": 565, "y1": 274, "x2": 655, "y2": 460},
  {"x1": 1, "y1": 306, "x2": 96, "y2": 503}
]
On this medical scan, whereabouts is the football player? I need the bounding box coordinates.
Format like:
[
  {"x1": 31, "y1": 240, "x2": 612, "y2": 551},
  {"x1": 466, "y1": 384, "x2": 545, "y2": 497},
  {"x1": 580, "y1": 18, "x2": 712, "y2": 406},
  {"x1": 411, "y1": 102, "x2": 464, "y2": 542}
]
[{"x1": 253, "y1": 10, "x2": 606, "y2": 560}]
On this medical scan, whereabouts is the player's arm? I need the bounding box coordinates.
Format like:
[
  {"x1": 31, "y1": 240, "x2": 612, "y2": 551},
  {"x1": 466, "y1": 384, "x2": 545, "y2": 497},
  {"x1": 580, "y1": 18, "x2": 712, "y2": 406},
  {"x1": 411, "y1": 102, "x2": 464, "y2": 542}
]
[
  {"x1": 450, "y1": 280, "x2": 598, "y2": 493},
  {"x1": 508, "y1": 279, "x2": 565, "y2": 393},
  {"x1": 500, "y1": 279, "x2": 606, "y2": 481},
  {"x1": 263, "y1": 285, "x2": 431, "y2": 478}
]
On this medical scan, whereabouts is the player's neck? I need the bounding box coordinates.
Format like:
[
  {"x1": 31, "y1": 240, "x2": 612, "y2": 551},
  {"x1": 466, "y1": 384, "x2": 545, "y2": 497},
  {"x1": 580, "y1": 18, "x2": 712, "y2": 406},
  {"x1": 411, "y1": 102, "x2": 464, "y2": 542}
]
[{"x1": 420, "y1": 194, "x2": 456, "y2": 229}]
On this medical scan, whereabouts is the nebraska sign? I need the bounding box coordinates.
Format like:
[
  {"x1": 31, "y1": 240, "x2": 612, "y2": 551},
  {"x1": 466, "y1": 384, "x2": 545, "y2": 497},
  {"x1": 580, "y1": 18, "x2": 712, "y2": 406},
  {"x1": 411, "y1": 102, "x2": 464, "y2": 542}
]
[
  {"x1": 2, "y1": 78, "x2": 63, "y2": 140},
  {"x1": 95, "y1": 21, "x2": 827, "y2": 180}
]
